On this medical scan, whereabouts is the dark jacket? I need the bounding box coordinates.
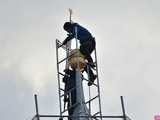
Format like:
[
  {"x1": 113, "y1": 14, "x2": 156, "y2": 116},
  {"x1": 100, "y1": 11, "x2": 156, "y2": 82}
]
[{"x1": 63, "y1": 23, "x2": 93, "y2": 45}]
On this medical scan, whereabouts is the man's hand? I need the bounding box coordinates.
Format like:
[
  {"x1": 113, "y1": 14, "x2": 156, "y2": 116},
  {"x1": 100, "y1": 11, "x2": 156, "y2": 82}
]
[
  {"x1": 62, "y1": 40, "x2": 66, "y2": 46},
  {"x1": 62, "y1": 34, "x2": 74, "y2": 46},
  {"x1": 61, "y1": 37, "x2": 69, "y2": 46},
  {"x1": 60, "y1": 38, "x2": 69, "y2": 47}
]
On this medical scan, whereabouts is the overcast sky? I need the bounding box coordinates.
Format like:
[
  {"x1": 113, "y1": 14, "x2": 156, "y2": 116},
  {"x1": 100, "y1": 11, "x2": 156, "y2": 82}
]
[{"x1": 0, "y1": 0, "x2": 160, "y2": 120}]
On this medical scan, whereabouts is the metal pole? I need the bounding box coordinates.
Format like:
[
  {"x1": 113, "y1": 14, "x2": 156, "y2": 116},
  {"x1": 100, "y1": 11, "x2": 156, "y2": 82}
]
[
  {"x1": 75, "y1": 25, "x2": 80, "y2": 72},
  {"x1": 34, "y1": 94, "x2": 40, "y2": 120},
  {"x1": 39, "y1": 114, "x2": 124, "y2": 118},
  {"x1": 120, "y1": 96, "x2": 127, "y2": 120},
  {"x1": 65, "y1": 8, "x2": 72, "y2": 69},
  {"x1": 87, "y1": 65, "x2": 91, "y2": 116},
  {"x1": 69, "y1": 8, "x2": 72, "y2": 23},
  {"x1": 75, "y1": 25, "x2": 82, "y2": 104},
  {"x1": 94, "y1": 48, "x2": 103, "y2": 120},
  {"x1": 56, "y1": 39, "x2": 63, "y2": 120}
]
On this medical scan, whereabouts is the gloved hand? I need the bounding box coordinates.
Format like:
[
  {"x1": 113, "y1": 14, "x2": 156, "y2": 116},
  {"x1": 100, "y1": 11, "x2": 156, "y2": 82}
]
[
  {"x1": 61, "y1": 39, "x2": 67, "y2": 46},
  {"x1": 62, "y1": 40, "x2": 66, "y2": 46},
  {"x1": 62, "y1": 34, "x2": 73, "y2": 46}
]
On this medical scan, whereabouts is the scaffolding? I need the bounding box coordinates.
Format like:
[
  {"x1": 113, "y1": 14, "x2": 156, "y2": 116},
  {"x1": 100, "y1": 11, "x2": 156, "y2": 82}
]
[
  {"x1": 31, "y1": 95, "x2": 131, "y2": 120},
  {"x1": 56, "y1": 39, "x2": 102, "y2": 120},
  {"x1": 31, "y1": 39, "x2": 132, "y2": 120}
]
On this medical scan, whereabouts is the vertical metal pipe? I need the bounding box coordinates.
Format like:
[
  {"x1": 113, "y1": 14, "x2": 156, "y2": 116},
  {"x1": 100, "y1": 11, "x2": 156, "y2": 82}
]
[
  {"x1": 74, "y1": 22, "x2": 82, "y2": 104},
  {"x1": 75, "y1": 25, "x2": 82, "y2": 105},
  {"x1": 34, "y1": 94, "x2": 40, "y2": 120},
  {"x1": 56, "y1": 39, "x2": 62, "y2": 119},
  {"x1": 73, "y1": 25, "x2": 90, "y2": 120},
  {"x1": 75, "y1": 26, "x2": 78, "y2": 49},
  {"x1": 120, "y1": 96, "x2": 127, "y2": 120},
  {"x1": 94, "y1": 48, "x2": 102, "y2": 120},
  {"x1": 65, "y1": 38, "x2": 71, "y2": 69},
  {"x1": 88, "y1": 85, "x2": 91, "y2": 116},
  {"x1": 75, "y1": 26, "x2": 80, "y2": 71},
  {"x1": 87, "y1": 65, "x2": 91, "y2": 116},
  {"x1": 65, "y1": 9, "x2": 72, "y2": 69}
]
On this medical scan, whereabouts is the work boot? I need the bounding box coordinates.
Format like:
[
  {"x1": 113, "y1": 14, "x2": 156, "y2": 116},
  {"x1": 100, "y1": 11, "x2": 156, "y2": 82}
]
[{"x1": 88, "y1": 74, "x2": 97, "y2": 86}]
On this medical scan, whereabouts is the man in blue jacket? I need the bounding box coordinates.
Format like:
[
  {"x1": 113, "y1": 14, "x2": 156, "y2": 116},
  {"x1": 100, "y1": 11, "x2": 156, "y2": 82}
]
[{"x1": 62, "y1": 22, "x2": 97, "y2": 86}]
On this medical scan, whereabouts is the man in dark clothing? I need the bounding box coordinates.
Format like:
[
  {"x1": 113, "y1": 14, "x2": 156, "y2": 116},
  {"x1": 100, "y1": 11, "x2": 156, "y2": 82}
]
[
  {"x1": 62, "y1": 22, "x2": 97, "y2": 86},
  {"x1": 63, "y1": 68, "x2": 76, "y2": 117}
]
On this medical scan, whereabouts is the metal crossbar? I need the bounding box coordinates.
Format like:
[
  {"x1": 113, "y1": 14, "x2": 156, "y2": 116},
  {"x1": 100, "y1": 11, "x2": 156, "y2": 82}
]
[
  {"x1": 85, "y1": 95, "x2": 99, "y2": 104},
  {"x1": 93, "y1": 112, "x2": 100, "y2": 117},
  {"x1": 58, "y1": 51, "x2": 77, "y2": 64},
  {"x1": 32, "y1": 114, "x2": 125, "y2": 119},
  {"x1": 60, "y1": 87, "x2": 76, "y2": 98},
  {"x1": 82, "y1": 77, "x2": 98, "y2": 87},
  {"x1": 62, "y1": 102, "x2": 79, "y2": 114}
]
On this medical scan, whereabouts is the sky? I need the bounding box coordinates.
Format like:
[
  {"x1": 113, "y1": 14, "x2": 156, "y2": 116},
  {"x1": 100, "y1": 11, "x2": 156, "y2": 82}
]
[{"x1": 0, "y1": 0, "x2": 160, "y2": 120}]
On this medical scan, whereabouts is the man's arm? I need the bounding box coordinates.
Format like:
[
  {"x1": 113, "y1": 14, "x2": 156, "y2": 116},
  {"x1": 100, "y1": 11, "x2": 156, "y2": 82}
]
[{"x1": 62, "y1": 34, "x2": 74, "y2": 45}]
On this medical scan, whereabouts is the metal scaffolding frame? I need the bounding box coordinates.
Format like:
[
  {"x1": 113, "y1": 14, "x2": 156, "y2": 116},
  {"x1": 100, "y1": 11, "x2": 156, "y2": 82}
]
[
  {"x1": 30, "y1": 39, "x2": 132, "y2": 120},
  {"x1": 31, "y1": 95, "x2": 131, "y2": 120},
  {"x1": 56, "y1": 39, "x2": 103, "y2": 120}
]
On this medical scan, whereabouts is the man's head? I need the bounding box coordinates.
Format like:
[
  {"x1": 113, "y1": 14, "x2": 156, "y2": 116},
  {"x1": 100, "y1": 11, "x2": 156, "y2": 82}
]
[{"x1": 63, "y1": 22, "x2": 72, "y2": 32}]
